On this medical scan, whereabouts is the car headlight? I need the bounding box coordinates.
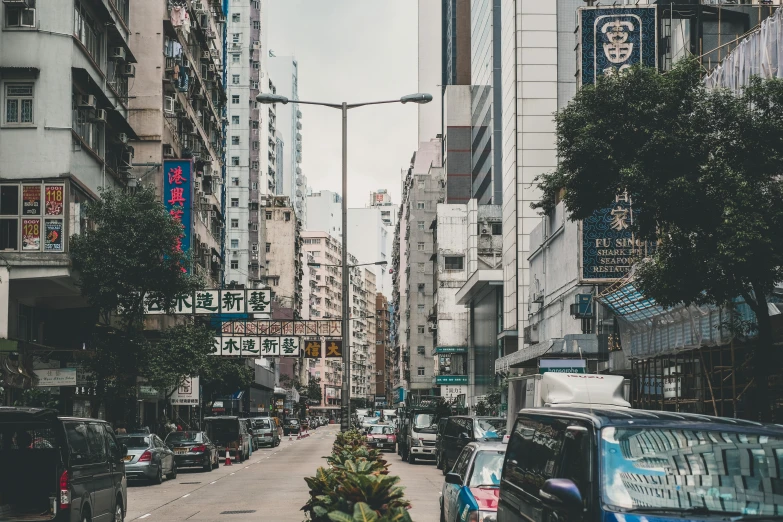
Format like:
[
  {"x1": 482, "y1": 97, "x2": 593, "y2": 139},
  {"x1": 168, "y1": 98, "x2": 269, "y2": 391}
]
[{"x1": 410, "y1": 438, "x2": 421, "y2": 447}]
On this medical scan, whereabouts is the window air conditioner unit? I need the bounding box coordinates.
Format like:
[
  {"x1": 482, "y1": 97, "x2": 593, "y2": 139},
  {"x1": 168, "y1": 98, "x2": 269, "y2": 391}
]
[
  {"x1": 109, "y1": 47, "x2": 126, "y2": 61},
  {"x1": 77, "y1": 95, "x2": 96, "y2": 109},
  {"x1": 121, "y1": 64, "x2": 135, "y2": 77},
  {"x1": 163, "y1": 144, "x2": 175, "y2": 158},
  {"x1": 90, "y1": 109, "x2": 107, "y2": 123}
]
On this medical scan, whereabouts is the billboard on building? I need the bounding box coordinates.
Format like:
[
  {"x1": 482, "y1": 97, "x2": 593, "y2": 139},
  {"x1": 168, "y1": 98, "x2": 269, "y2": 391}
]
[
  {"x1": 578, "y1": 6, "x2": 657, "y2": 86},
  {"x1": 163, "y1": 159, "x2": 193, "y2": 270}
]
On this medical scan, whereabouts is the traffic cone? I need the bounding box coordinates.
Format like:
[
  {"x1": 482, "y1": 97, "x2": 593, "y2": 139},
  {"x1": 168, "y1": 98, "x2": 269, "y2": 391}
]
[
  {"x1": 289, "y1": 433, "x2": 293, "y2": 441},
  {"x1": 224, "y1": 449, "x2": 232, "y2": 466}
]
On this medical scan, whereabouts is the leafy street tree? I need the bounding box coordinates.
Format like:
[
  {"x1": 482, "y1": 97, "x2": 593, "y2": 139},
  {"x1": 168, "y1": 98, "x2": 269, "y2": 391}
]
[
  {"x1": 200, "y1": 359, "x2": 254, "y2": 402},
  {"x1": 70, "y1": 187, "x2": 206, "y2": 417},
  {"x1": 534, "y1": 61, "x2": 783, "y2": 421},
  {"x1": 141, "y1": 323, "x2": 216, "y2": 397}
]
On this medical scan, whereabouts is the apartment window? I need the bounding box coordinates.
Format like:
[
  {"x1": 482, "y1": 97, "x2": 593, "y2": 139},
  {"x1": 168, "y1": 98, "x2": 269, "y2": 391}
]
[
  {"x1": 417, "y1": 367, "x2": 425, "y2": 377},
  {"x1": 232, "y1": 54, "x2": 240, "y2": 64},
  {"x1": 232, "y1": 33, "x2": 240, "y2": 43},
  {"x1": 232, "y1": 95, "x2": 240, "y2": 104},
  {"x1": 265, "y1": 242, "x2": 271, "y2": 253},
  {"x1": 417, "y1": 263, "x2": 425, "y2": 273},
  {"x1": 416, "y1": 202, "x2": 425, "y2": 210},
  {"x1": 232, "y1": 13, "x2": 240, "y2": 22},
  {"x1": 417, "y1": 283, "x2": 425, "y2": 292},
  {"x1": 231, "y1": 115, "x2": 240, "y2": 125},
  {"x1": 4, "y1": 83, "x2": 34, "y2": 125},
  {"x1": 418, "y1": 180, "x2": 425, "y2": 190},
  {"x1": 252, "y1": 141, "x2": 259, "y2": 150},
  {"x1": 231, "y1": 157, "x2": 240, "y2": 166},
  {"x1": 230, "y1": 219, "x2": 239, "y2": 228},
  {"x1": 231, "y1": 136, "x2": 240, "y2": 145},
  {"x1": 444, "y1": 256, "x2": 464, "y2": 270},
  {"x1": 253, "y1": 21, "x2": 260, "y2": 30},
  {"x1": 74, "y1": 2, "x2": 101, "y2": 63},
  {"x1": 5, "y1": 6, "x2": 35, "y2": 28},
  {"x1": 253, "y1": 62, "x2": 260, "y2": 70},
  {"x1": 232, "y1": 75, "x2": 240, "y2": 85},
  {"x1": 251, "y1": 80, "x2": 259, "y2": 90},
  {"x1": 265, "y1": 211, "x2": 272, "y2": 220},
  {"x1": 417, "y1": 325, "x2": 425, "y2": 334},
  {"x1": 251, "y1": 182, "x2": 257, "y2": 190},
  {"x1": 230, "y1": 260, "x2": 239, "y2": 269},
  {"x1": 230, "y1": 239, "x2": 239, "y2": 249},
  {"x1": 492, "y1": 223, "x2": 502, "y2": 235},
  {"x1": 417, "y1": 304, "x2": 424, "y2": 312},
  {"x1": 284, "y1": 212, "x2": 291, "y2": 222},
  {"x1": 417, "y1": 221, "x2": 425, "y2": 231},
  {"x1": 252, "y1": 121, "x2": 259, "y2": 129},
  {"x1": 252, "y1": 161, "x2": 259, "y2": 170},
  {"x1": 417, "y1": 346, "x2": 425, "y2": 356},
  {"x1": 231, "y1": 177, "x2": 239, "y2": 186},
  {"x1": 0, "y1": 183, "x2": 65, "y2": 252},
  {"x1": 230, "y1": 198, "x2": 239, "y2": 207},
  {"x1": 417, "y1": 242, "x2": 425, "y2": 251}
]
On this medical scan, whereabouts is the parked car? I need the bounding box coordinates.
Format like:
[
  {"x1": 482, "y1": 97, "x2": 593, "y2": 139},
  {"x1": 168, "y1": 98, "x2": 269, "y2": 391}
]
[
  {"x1": 435, "y1": 417, "x2": 449, "y2": 471},
  {"x1": 498, "y1": 407, "x2": 783, "y2": 521},
  {"x1": 283, "y1": 418, "x2": 301, "y2": 436},
  {"x1": 440, "y1": 416, "x2": 506, "y2": 475},
  {"x1": 203, "y1": 416, "x2": 251, "y2": 463},
  {"x1": 163, "y1": 431, "x2": 217, "y2": 472},
  {"x1": 441, "y1": 441, "x2": 505, "y2": 522},
  {"x1": 365, "y1": 424, "x2": 396, "y2": 452},
  {"x1": 119, "y1": 432, "x2": 176, "y2": 484},
  {"x1": 251, "y1": 417, "x2": 280, "y2": 447},
  {"x1": 0, "y1": 407, "x2": 127, "y2": 522},
  {"x1": 360, "y1": 416, "x2": 379, "y2": 433}
]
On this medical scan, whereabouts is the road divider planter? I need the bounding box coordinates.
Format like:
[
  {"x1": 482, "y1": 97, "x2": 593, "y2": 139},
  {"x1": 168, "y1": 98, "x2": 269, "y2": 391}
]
[{"x1": 302, "y1": 430, "x2": 412, "y2": 522}]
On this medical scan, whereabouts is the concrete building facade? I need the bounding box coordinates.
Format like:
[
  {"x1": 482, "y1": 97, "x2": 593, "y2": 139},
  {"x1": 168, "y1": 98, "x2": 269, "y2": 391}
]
[
  {"x1": 305, "y1": 189, "x2": 342, "y2": 240},
  {"x1": 262, "y1": 195, "x2": 302, "y2": 315},
  {"x1": 347, "y1": 207, "x2": 393, "y2": 297},
  {"x1": 418, "y1": 0, "x2": 444, "y2": 142},
  {"x1": 443, "y1": 85, "x2": 473, "y2": 204},
  {"x1": 443, "y1": 0, "x2": 472, "y2": 88},
  {"x1": 375, "y1": 293, "x2": 392, "y2": 407}
]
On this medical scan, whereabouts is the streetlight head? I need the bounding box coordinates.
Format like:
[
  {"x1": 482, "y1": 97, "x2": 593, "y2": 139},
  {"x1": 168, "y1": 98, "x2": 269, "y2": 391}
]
[
  {"x1": 374, "y1": 261, "x2": 389, "y2": 266},
  {"x1": 400, "y1": 93, "x2": 433, "y2": 105},
  {"x1": 256, "y1": 93, "x2": 289, "y2": 105},
  {"x1": 307, "y1": 262, "x2": 322, "y2": 267}
]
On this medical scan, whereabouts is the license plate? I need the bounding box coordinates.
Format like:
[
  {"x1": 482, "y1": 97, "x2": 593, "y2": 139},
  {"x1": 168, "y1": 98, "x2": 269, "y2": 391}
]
[
  {"x1": 123, "y1": 455, "x2": 133, "y2": 462},
  {"x1": 175, "y1": 448, "x2": 188, "y2": 455}
]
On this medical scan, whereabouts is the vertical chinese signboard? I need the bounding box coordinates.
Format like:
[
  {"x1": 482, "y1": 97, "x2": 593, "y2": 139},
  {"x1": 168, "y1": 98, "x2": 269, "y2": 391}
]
[
  {"x1": 578, "y1": 6, "x2": 657, "y2": 86},
  {"x1": 163, "y1": 160, "x2": 193, "y2": 271}
]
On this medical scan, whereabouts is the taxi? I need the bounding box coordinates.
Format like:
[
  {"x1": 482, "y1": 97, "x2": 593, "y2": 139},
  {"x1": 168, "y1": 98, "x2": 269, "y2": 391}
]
[{"x1": 440, "y1": 441, "x2": 504, "y2": 522}]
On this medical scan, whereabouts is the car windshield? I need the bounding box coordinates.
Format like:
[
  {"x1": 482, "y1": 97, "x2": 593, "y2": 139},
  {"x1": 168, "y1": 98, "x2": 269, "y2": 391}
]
[
  {"x1": 288, "y1": 419, "x2": 299, "y2": 425},
  {"x1": 475, "y1": 419, "x2": 506, "y2": 439},
  {"x1": 413, "y1": 414, "x2": 434, "y2": 429},
  {"x1": 369, "y1": 426, "x2": 394, "y2": 435},
  {"x1": 118, "y1": 436, "x2": 149, "y2": 449},
  {"x1": 468, "y1": 449, "x2": 505, "y2": 487},
  {"x1": 205, "y1": 421, "x2": 238, "y2": 441},
  {"x1": 362, "y1": 417, "x2": 378, "y2": 424},
  {"x1": 256, "y1": 419, "x2": 271, "y2": 429},
  {"x1": 601, "y1": 427, "x2": 783, "y2": 516},
  {"x1": 165, "y1": 432, "x2": 202, "y2": 443}
]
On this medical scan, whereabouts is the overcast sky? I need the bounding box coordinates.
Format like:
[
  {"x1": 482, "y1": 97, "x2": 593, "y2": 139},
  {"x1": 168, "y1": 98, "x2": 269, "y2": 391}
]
[{"x1": 267, "y1": 0, "x2": 418, "y2": 206}]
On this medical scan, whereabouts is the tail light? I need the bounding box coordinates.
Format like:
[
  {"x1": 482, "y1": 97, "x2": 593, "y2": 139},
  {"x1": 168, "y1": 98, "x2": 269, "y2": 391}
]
[
  {"x1": 190, "y1": 445, "x2": 207, "y2": 453},
  {"x1": 59, "y1": 470, "x2": 70, "y2": 509},
  {"x1": 138, "y1": 450, "x2": 152, "y2": 462}
]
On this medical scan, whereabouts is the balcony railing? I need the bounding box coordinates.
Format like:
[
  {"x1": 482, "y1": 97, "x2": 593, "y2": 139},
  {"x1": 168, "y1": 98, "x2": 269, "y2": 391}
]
[{"x1": 109, "y1": 0, "x2": 129, "y2": 26}]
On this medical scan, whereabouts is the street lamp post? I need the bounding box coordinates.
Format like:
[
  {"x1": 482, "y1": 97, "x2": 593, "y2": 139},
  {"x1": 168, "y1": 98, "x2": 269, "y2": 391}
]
[{"x1": 257, "y1": 92, "x2": 432, "y2": 431}]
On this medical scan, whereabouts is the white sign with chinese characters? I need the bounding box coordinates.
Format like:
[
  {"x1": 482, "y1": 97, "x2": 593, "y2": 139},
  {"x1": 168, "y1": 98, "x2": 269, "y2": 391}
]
[
  {"x1": 146, "y1": 289, "x2": 271, "y2": 315},
  {"x1": 211, "y1": 336, "x2": 300, "y2": 357},
  {"x1": 34, "y1": 368, "x2": 77, "y2": 387},
  {"x1": 171, "y1": 376, "x2": 200, "y2": 405}
]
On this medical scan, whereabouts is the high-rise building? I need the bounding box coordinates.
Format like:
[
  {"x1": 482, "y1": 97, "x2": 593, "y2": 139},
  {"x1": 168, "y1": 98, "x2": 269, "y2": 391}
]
[
  {"x1": 443, "y1": 85, "x2": 472, "y2": 203},
  {"x1": 471, "y1": 0, "x2": 503, "y2": 205},
  {"x1": 261, "y1": 195, "x2": 303, "y2": 315},
  {"x1": 347, "y1": 207, "x2": 394, "y2": 297},
  {"x1": 418, "y1": 0, "x2": 444, "y2": 142},
  {"x1": 350, "y1": 267, "x2": 376, "y2": 401},
  {"x1": 267, "y1": 55, "x2": 306, "y2": 220},
  {"x1": 225, "y1": 0, "x2": 266, "y2": 287},
  {"x1": 443, "y1": 0, "x2": 472, "y2": 88},
  {"x1": 375, "y1": 294, "x2": 392, "y2": 407},
  {"x1": 305, "y1": 190, "x2": 342, "y2": 240}
]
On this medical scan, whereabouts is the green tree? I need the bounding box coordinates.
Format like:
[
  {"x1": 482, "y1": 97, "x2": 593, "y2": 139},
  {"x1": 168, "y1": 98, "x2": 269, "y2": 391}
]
[
  {"x1": 141, "y1": 323, "x2": 215, "y2": 396},
  {"x1": 200, "y1": 359, "x2": 253, "y2": 401},
  {"x1": 70, "y1": 187, "x2": 205, "y2": 417},
  {"x1": 534, "y1": 61, "x2": 783, "y2": 420}
]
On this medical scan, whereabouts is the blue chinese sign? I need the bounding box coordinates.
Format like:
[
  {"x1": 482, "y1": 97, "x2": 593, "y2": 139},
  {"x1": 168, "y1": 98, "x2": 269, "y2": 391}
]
[
  {"x1": 163, "y1": 160, "x2": 193, "y2": 271},
  {"x1": 581, "y1": 193, "x2": 656, "y2": 282},
  {"x1": 579, "y1": 6, "x2": 657, "y2": 85}
]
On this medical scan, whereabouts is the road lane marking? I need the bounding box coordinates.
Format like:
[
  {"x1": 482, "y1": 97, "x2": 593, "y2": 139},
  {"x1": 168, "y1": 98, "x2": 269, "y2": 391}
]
[
  {"x1": 182, "y1": 494, "x2": 190, "y2": 498},
  {"x1": 230, "y1": 472, "x2": 235, "y2": 475},
  {"x1": 210, "y1": 481, "x2": 216, "y2": 485},
  {"x1": 139, "y1": 515, "x2": 151, "y2": 519}
]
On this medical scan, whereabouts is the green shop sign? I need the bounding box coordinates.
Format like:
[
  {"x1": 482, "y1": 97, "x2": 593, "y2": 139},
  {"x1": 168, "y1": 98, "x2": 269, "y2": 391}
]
[
  {"x1": 538, "y1": 359, "x2": 586, "y2": 375},
  {"x1": 435, "y1": 346, "x2": 467, "y2": 354},
  {"x1": 436, "y1": 375, "x2": 468, "y2": 385}
]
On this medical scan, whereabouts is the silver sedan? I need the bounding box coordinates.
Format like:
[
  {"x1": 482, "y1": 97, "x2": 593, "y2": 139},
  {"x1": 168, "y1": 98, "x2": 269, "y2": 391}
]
[{"x1": 118, "y1": 433, "x2": 177, "y2": 484}]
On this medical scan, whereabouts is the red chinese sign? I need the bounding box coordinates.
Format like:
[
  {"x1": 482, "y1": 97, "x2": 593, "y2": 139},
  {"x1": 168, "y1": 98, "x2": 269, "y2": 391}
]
[{"x1": 163, "y1": 160, "x2": 193, "y2": 271}]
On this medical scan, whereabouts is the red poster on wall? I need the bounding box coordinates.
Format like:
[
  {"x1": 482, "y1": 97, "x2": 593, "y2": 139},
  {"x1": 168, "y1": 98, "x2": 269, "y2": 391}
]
[{"x1": 45, "y1": 185, "x2": 64, "y2": 216}]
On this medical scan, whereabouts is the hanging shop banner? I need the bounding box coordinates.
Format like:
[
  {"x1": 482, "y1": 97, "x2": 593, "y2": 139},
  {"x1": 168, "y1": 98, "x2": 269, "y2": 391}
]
[
  {"x1": 171, "y1": 376, "x2": 200, "y2": 405},
  {"x1": 163, "y1": 159, "x2": 193, "y2": 270},
  {"x1": 304, "y1": 339, "x2": 322, "y2": 358},
  {"x1": 221, "y1": 319, "x2": 342, "y2": 338},
  {"x1": 580, "y1": 192, "x2": 656, "y2": 283},
  {"x1": 22, "y1": 218, "x2": 40, "y2": 251},
  {"x1": 211, "y1": 336, "x2": 300, "y2": 357},
  {"x1": 22, "y1": 185, "x2": 41, "y2": 215},
  {"x1": 44, "y1": 219, "x2": 63, "y2": 251},
  {"x1": 539, "y1": 359, "x2": 587, "y2": 375},
  {"x1": 440, "y1": 385, "x2": 468, "y2": 400},
  {"x1": 145, "y1": 289, "x2": 271, "y2": 315},
  {"x1": 324, "y1": 340, "x2": 343, "y2": 358},
  {"x1": 435, "y1": 375, "x2": 468, "y2": 385},
  {"x1": 34, "y1": 367, "x2": 77, "y2": 387},
  {"x1": 578, "y1": 6, "x2": 657, "y2": 86}
]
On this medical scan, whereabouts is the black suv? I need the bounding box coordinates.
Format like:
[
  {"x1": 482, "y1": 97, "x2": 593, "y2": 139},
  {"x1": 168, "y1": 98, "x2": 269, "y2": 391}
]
[
  {"x1": 0, "y1": 407, "x2": 128, "y2": 522},
  {"x1": 439, "y1": 416, "x2": 506, "y2": 475}
]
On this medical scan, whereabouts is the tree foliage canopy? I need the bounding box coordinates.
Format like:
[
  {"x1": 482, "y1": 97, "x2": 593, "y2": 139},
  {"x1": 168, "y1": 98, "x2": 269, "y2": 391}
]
[{"x1": 534, "y1": 61, "x2": 783, "y2": 419}]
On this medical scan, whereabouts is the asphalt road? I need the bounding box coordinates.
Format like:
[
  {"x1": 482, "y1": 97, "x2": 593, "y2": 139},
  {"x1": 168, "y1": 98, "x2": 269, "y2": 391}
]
[{"x1": 125, "y1": 425, "x2": 443, "y2": 522}]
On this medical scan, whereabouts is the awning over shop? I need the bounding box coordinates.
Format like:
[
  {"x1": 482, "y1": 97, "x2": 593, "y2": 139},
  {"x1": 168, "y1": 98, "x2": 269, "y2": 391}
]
[{"x1": 456, "y1": 269, "x2": 502, "y2": 305}]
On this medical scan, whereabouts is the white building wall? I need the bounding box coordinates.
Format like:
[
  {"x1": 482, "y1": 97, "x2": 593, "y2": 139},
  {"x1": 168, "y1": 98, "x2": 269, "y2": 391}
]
[
  {"x1": 436, "y1": 204, "x2": 469, "y2": 349},
  {"x1": 305, "y1": 190, "x2": 342, "y2": 239},
  {"x1": 418, "y1": 0, "x2": 444, "y2": 142},
  {"x1": 347, "y1": 207, "x2": 394, "y2": 298}
]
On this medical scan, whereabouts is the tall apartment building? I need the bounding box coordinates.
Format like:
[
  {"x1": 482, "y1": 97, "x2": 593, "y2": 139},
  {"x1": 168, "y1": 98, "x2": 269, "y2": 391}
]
[
  {"x1": 0, "y1": 0, "x2": 139, "y2": 406},
  {"x1": 267, "y1": 55, "x2": 306, "y2": 220},
  {"x1": 262, "y1": 195, "x2": 302, "y2": 315},
  {"x1": 375, "y1": 294, "x2": 392, "y2": 407},
  {"x1": 400, "y1": 139, "x2": 444, "y2": 398},
  {"x1": 306, "y1": 189, "x2": 342, "y2": 239},
  {"x1": 347, "y1": 207, "x2": 394, "y2": 297},
  {"x1": 224, "y1": 0, "x2": 265, "y2": 287},
  {"x1": 369, "y1": 189, "x2": 399, "y2": 228},
  {"x1": 350, "y1": 267, "x2": 376, "y2": 401},
  {"x1": 129, "y1": 0, "x2": 227, "y2": 285},
  {"x1": 443, "y1": 0, "x2": 472, "y2": 88}
]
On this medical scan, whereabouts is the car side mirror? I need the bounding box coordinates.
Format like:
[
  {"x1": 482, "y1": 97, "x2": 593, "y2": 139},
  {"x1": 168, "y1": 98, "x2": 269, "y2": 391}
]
[
  {"x1": 121, "y1": 444, "x2": 128, "y2": 457},
  {"x1": 444, "y1": 472, "x2": 463, "y2": 486},
  {"x1": 459, "y1": 432, "x2": 471, "y2": 440},
  {"x1": 540, "y1": 479, "x2": 583, "y2": 512}
]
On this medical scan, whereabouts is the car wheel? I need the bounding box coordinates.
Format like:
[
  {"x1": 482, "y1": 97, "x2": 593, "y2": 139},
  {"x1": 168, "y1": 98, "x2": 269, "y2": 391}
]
[
  {"x1": 153, "y1": 467, "x2": 163, "y2": 485},
  {"x1": 167, "y1": 462, "x2": 178, "y2": 480},
  {"x1": 114, "y1": 498, "x2": 124, "y2": 522},
  {"x1": 82, "y1": 507, "x2": 92, "y2": 522},
  {"x1": 440, "y1": 500, "x2": 446, "y2": 522},
  {"x1": 203, "y1": 458, "x2": 211, "y2": 472}
]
